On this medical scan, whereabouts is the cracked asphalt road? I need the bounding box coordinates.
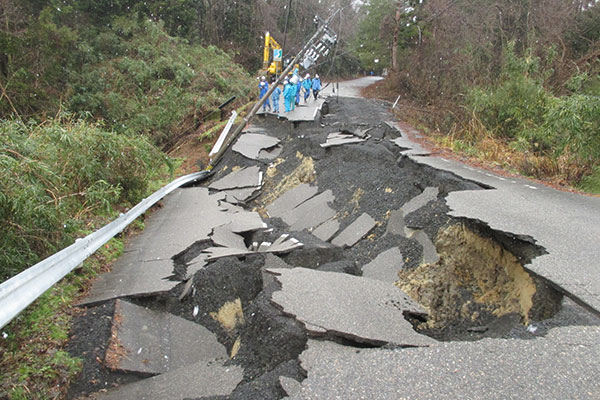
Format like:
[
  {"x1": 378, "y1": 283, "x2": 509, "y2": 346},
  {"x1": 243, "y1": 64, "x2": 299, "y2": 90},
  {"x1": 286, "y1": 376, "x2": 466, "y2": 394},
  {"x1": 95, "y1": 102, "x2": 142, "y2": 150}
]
[{"x1": 69, "y1": 77, "x2": 600, "y2": 399}]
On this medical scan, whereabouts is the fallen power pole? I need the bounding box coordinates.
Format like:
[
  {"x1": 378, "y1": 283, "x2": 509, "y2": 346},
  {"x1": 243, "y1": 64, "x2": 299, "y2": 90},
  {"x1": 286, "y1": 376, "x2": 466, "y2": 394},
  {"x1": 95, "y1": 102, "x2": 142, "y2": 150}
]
[{"x1": 209, "y1": 9, "x2": 341, "y2": 169}]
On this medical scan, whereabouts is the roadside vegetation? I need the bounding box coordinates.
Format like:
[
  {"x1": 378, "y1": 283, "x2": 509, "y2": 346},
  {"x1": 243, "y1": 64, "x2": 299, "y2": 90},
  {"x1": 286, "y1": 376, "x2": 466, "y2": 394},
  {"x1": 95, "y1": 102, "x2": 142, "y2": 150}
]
[
  {"x1": 0, "y1": 117, "x2": 170, "y2": 398},
  {"x1": 0, "y1": 117, "x2": 172, "y2": 280},
  {"x1": 0, "y1": 235, "x2": 126, "y2": 399},
  {"x1": 0, "y1": 1, "x2": 257, "y2": 397},
  {"x1": 356, "y1": 0, "x2": 600, "y2": 193}
]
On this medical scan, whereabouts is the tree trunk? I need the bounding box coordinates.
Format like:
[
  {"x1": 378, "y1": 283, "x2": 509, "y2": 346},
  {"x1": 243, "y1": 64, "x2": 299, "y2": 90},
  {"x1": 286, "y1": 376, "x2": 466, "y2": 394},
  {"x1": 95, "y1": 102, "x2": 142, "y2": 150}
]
[{"x1": 392, "y1": 1, "x2": 402, "y2": 71}]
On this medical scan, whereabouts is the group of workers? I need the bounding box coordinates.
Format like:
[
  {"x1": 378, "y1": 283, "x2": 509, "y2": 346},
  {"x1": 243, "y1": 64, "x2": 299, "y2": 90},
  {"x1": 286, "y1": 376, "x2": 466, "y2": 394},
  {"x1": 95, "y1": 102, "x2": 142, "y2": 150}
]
[{"x1": 258, "y1": 68, "x2": 322, "y2": 114}]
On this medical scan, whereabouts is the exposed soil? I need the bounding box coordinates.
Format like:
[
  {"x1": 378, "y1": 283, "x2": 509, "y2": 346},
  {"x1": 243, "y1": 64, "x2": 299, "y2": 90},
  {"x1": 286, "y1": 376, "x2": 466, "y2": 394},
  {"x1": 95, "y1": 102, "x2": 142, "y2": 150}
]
[{"x1": 67, "y1": 95, "x2": 578, "y2": 399}]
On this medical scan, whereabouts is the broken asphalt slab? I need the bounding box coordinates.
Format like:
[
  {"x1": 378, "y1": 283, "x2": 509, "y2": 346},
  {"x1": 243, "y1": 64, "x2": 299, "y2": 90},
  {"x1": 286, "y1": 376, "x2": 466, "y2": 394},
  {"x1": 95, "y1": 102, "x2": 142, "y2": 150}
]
[
  {"x1": 208, "y1": 165, "x2": 262, "y2": 191},
  {"x1": 361, "y1": 247, "x2": 404, "y2": 283},
  {"x1": 94, "y1": 360, "x2": 243, "y2": 399},
  {"x1": 311, "y1": 218, "x2": 340, "y2": 242},
  {"x1": 407, "y1": 229, "x2": 440, "y2": 264},
  {"x1": 266, "y1": 184, "x2": 319, "y2": 218},
  {"x1": 202, "y1": 233, "x2": 302, "y2": 261},
  {"x1": 282, "y1": 98, "x2": 325, "y2": 122},
  {"x1": 401, "y1": 186, "x2": 439, "y2": 216},
  {"x1": 232, "y1": 133, "x2": 281, "y2": 161},
  {"x1": 278, "y1": 189, "x2": 337, "y2": 232},
  {"x1": 390, "y1": 134, "x2": 431, "y2": 156},
  {"x1": 331, "y1": 213, "x2": 377, "y2": 248},
  {"x1": 79, "y1": 251, "x2": 178, "y2": 307},
  {"x1": 289, "y1": 324, "x2": 600, "y2": 399},
  {"x1": 320, "y1": 132, "x2": 368, "y2": 148},
  {"x1": 82, "y1": 188, "x2": 268, "y2": 305},
  {"x1": 106, "y1": 300, "x2": 226, "y2": 375},
  {"x1": 211, "y1": 223, "x2": 248, "y2": 249},
  {"x1": 269, "y1": 267, "x2": 435, "y2": 346}
]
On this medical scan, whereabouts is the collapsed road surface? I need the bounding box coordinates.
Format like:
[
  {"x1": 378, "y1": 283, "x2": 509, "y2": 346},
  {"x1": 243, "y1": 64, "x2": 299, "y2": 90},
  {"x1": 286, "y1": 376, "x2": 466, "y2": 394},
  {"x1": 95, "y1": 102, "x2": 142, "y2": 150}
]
[{"x1": 67, "y1": 77, "x2": 600, "y2": 399}]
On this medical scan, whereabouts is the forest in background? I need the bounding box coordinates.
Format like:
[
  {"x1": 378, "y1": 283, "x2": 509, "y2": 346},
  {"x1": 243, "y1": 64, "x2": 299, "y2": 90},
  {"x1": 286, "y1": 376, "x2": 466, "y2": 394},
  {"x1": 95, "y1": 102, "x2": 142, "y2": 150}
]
[{"x1": 0, "y1": 0, "x2": 360, "y2": 125}]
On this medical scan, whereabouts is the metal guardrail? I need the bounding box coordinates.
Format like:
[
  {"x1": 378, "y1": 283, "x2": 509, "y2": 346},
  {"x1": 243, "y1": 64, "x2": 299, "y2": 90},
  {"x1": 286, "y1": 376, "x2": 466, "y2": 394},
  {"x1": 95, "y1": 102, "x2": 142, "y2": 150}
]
[{"x1": 0, "y1": 171, "x2": 209, "y2": 329}]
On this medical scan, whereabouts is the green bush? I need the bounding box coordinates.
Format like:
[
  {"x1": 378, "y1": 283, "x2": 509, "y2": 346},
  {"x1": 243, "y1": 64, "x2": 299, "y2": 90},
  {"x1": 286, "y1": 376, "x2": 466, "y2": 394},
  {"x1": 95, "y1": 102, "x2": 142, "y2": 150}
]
[
  {"x1": 468, "y1": 44, "x2": 550, "y2": 139},
  {"x1": 68, "y1": 17, "x2": 254, "y2": 146},
  {"x1": 465, "y1": 43, "x2": 600, "y2": 185},
  {"x1": 0, "y1": 117, "x2": 170, "y2": 280},
  {"x1": 536, "y1": 94, "x2": 600, "y2": 162},
  {"x1": 578, "y1": 166, "x2": 600, "y2": 194}
]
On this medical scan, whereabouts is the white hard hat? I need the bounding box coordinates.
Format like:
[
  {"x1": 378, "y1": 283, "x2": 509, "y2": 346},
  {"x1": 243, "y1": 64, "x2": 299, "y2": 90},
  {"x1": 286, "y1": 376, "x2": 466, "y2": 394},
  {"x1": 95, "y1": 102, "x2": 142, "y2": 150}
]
[{"x1": 261, "y1": 76, "x2": 266, "y2": 80}]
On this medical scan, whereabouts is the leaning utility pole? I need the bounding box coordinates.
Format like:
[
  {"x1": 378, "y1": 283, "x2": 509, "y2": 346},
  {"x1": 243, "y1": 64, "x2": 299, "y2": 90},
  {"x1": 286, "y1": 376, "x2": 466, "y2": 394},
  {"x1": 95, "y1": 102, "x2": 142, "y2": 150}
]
[{"x1": 209, "y1": 9, "x2": 341, "y2": 168}]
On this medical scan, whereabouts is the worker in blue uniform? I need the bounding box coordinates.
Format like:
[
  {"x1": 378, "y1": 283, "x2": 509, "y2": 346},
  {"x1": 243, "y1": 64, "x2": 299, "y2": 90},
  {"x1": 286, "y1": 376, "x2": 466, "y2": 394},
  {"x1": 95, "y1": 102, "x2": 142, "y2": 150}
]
[
  {"x1": 283, "y1": 80, "x2": 294, "y2": 112},
  {"x1": 311, "y1": 74, "x2": 322, "y2": 100},
  {"x1": 272, "y1": 82, "x2": 282, "y2": 114},
  {"x1": 258, "y1": 76, "x2": 271, "y2": 112},
  {"x1": 302, "y1": 74, "x2": 312, "y2": 103},
  {"x1": 295, "y1": 76, "x2": 302, "y2": 106}
]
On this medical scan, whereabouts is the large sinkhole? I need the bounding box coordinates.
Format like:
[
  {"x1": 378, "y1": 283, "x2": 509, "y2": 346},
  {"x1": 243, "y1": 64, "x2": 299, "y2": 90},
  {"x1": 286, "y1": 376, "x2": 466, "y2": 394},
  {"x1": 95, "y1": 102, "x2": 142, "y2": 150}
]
[{"x1": 397, "y1": 222, "x2": 563, "y2": 341}]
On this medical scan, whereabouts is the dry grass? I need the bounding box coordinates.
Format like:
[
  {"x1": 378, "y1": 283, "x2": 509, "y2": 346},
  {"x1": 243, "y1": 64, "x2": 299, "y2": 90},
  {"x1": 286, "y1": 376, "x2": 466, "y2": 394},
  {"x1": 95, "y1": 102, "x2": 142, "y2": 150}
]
[
  {"x1": 435, "y1": 117, "x2": 589, "y2": 187},
  {"x1": 168, "y1": 101, "x2": 254, "y2": 176}
]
